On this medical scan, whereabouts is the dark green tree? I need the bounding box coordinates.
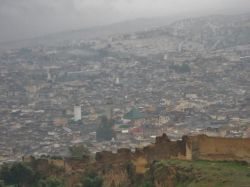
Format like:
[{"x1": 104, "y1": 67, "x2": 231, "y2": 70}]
[
  {"x1": 0, "y1": 180, "x2": 5, "y2": 187},
  {"x1": 138, "y1": 181, "x2": 155, "y2": 187},
  {"x1": 81, "y1": 171, "x2": 103, "y2": 187},
  {"x1": 9, "y1": 163, "x2": 35, "y2": 187},
  {"x1": 1, "y1": 163, "x2": 41, "y2": 187},
  {"x1": 0, "y1": 164, "x2": 11, "y2": 185},
  {"x1": 69, "y1": 145, "x2": 90, "y2": 159},
  {"x1": 96, "y1": 116, "x2": 114, "y2": 141},
  {"x1": 38, "y1": 177, "x2": 64, "y2": 187}
]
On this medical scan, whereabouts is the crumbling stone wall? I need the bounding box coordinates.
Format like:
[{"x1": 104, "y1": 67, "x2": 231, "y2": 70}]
[
  {"x1": 95, "y1": 134, "x2": 187, "y2": 166},
  {"x1": 24, "y1": 134, "x2": 250, "y2": 175},
  {"x1": 22, "y1": 134, "x2": 250, "y2": 187},
  {"x1": 187, "y1": 135, "x2": 250, "y2": 162},
  {"x1": 140, "y1": 134, "x2": 186, "y2": 162}
]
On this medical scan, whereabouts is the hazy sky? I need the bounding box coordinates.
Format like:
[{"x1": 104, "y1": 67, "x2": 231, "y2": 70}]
[{"x1": 0, "y1": 0, "x2": 250, "y2": 42}]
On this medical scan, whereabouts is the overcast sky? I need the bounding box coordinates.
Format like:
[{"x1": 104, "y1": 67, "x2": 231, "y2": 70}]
[{"x1": 0, "y1": 0, "x2": 250, "y2": 43}]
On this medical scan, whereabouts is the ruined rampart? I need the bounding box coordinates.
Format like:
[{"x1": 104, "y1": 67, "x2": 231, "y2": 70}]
[
  {"x1": 21, "y1": 134, "x2": 250, "y2": 186},
  {"x1": 23, "y1": 134, "x2": 250, "y2": 178},
  {"x1": 95, "y1": 134, "x2": 186, "y2": 168},
  {"x1": 187, "y1": 135, "x2": 250, "y2": 162}
]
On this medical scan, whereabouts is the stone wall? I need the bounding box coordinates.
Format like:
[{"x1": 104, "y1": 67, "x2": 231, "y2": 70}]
[
  {"x1": 187, "y1": 135, "x2": 250, "y2": 162},
  {"x1": 22, "y1": 134, "x2": 250, "y2": 186},
  {"x1": 95, "y1": 134, "x2": 186, "y2": 166},
  {"x1": 23, "y1": 134, "x2": 250, "y2": 173}
]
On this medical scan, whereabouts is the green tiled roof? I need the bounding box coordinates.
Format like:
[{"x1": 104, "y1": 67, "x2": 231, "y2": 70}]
[{"x1": 124, "y1": 107, "x2": 144, "y2": 120}]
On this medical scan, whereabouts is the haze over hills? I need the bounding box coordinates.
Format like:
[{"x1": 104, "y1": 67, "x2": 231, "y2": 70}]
[
  {"x1": 1, "y1": 13, "x2": 250, "y2": 53},
  {"x1": 119, "y1": 13, "x2": 250, "y2": 51},
  {"x1": 1, "y1": 0, "x2": 250, "y2": 44},
  {"x1": 168, "y1": 14, "x2": 250, "y2": 49},
  {"x1": 0, "y1": 15, "x2": 181, "y2": 53}
]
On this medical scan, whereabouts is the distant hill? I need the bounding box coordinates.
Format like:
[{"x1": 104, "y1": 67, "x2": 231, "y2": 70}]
[
  {"x1": 0, "y1": 16, "x2": 181, "y2": 53},
  {"x1": 1, "y1": 13, "x2": 249, "y2": 53},
  {"x1": 133, "y1": 13, "x2": 250, "y2": 50}
]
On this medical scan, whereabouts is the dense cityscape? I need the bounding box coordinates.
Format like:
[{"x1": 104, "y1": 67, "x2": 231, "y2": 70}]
[{"x1": 0, "y1": 14, "x2": 250, "y2": 166}]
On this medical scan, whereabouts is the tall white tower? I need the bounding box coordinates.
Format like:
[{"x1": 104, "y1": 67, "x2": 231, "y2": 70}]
[
  {"x1": 74, "y1": 106, "x2": 82, "y2": 121},
  {"x1": 115, "y1": 77, "x2": 120, "y2": 85}
]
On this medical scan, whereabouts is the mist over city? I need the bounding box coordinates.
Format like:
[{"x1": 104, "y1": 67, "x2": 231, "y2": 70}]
[
  {"x1": 0, "y1": 1, "x2": 250, "y2": 187},
  {"x1": 1, "y1": 0, "x2": 250, "y2": 42}
]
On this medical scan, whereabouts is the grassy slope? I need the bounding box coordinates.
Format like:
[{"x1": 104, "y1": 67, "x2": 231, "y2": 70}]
[{"x1": 160, "y1": 160, "x2": 250, "y2": 187}]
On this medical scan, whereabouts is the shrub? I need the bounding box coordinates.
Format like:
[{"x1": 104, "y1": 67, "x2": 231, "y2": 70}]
[{"x1": 81, "y1": 171, "x2": 103, "y2": 187}]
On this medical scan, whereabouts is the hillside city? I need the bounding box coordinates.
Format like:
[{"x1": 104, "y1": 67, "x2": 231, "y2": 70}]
[{"x1": 0, "y1": 14, "x2": 250, "y2": 165}]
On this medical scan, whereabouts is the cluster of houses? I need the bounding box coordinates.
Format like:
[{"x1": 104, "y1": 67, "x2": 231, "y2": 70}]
[{"x1": 0, "y1": 18, "x2": 250, "y2": 164}]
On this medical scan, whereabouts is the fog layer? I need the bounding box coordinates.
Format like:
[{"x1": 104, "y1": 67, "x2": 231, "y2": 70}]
[{"x1": 0, "y1": 0, "x2": 249, "y2": 42}]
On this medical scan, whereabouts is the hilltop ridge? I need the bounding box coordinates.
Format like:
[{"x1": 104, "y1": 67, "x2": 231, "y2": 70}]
[{"x1": 17, "y1": 134, "x2": 250, "y2": 186}]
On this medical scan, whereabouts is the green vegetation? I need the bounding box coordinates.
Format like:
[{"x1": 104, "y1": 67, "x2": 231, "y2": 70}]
[
  {"x1": 0, "y1": 163, "x2": 64, "y2": 187},
  {"x1": 81, "y1": 171, "x2": 103, "y2": 187},
  {"x1": 135, "y1": 180, "x2": 155, "y2": 187},
  {"x1": 69, "y1": 145, "x2": 90, "y2": 159},
  {"x1": 96, "y1": 116, "x2": 114, "y2": 141},
  {"x1": 124, "y1": 161, "x2": 155, "y2": 187},
  {"x1": 0, "y1": 163, "x2": 36, "y2": 187},
  {"x1": 151, "y1": 160, "x2": 250, "y2": 187},
  {"x1": 125, "y1": 161, "x2": 135, "y2": 179},
  {"x1": 1, "y1": 159, "x2": 250, "y2": 187},
  {"x1": 0, "y1": 180, "x2": 5, "y2": 187},
  {"x1": 47, "y1": 164, "x2": 65, "y2": 175},
  {"x1": 37, "y1": 177, "x2": 64, "y2": 187}
]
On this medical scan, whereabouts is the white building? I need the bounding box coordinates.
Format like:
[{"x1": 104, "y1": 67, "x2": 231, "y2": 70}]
[
  {"x1": 115, "y1": 77, "x2": 120, "y2": 84},
  {"x1": 74, "y1": 106, "x2": 82, "y2": 121}
]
